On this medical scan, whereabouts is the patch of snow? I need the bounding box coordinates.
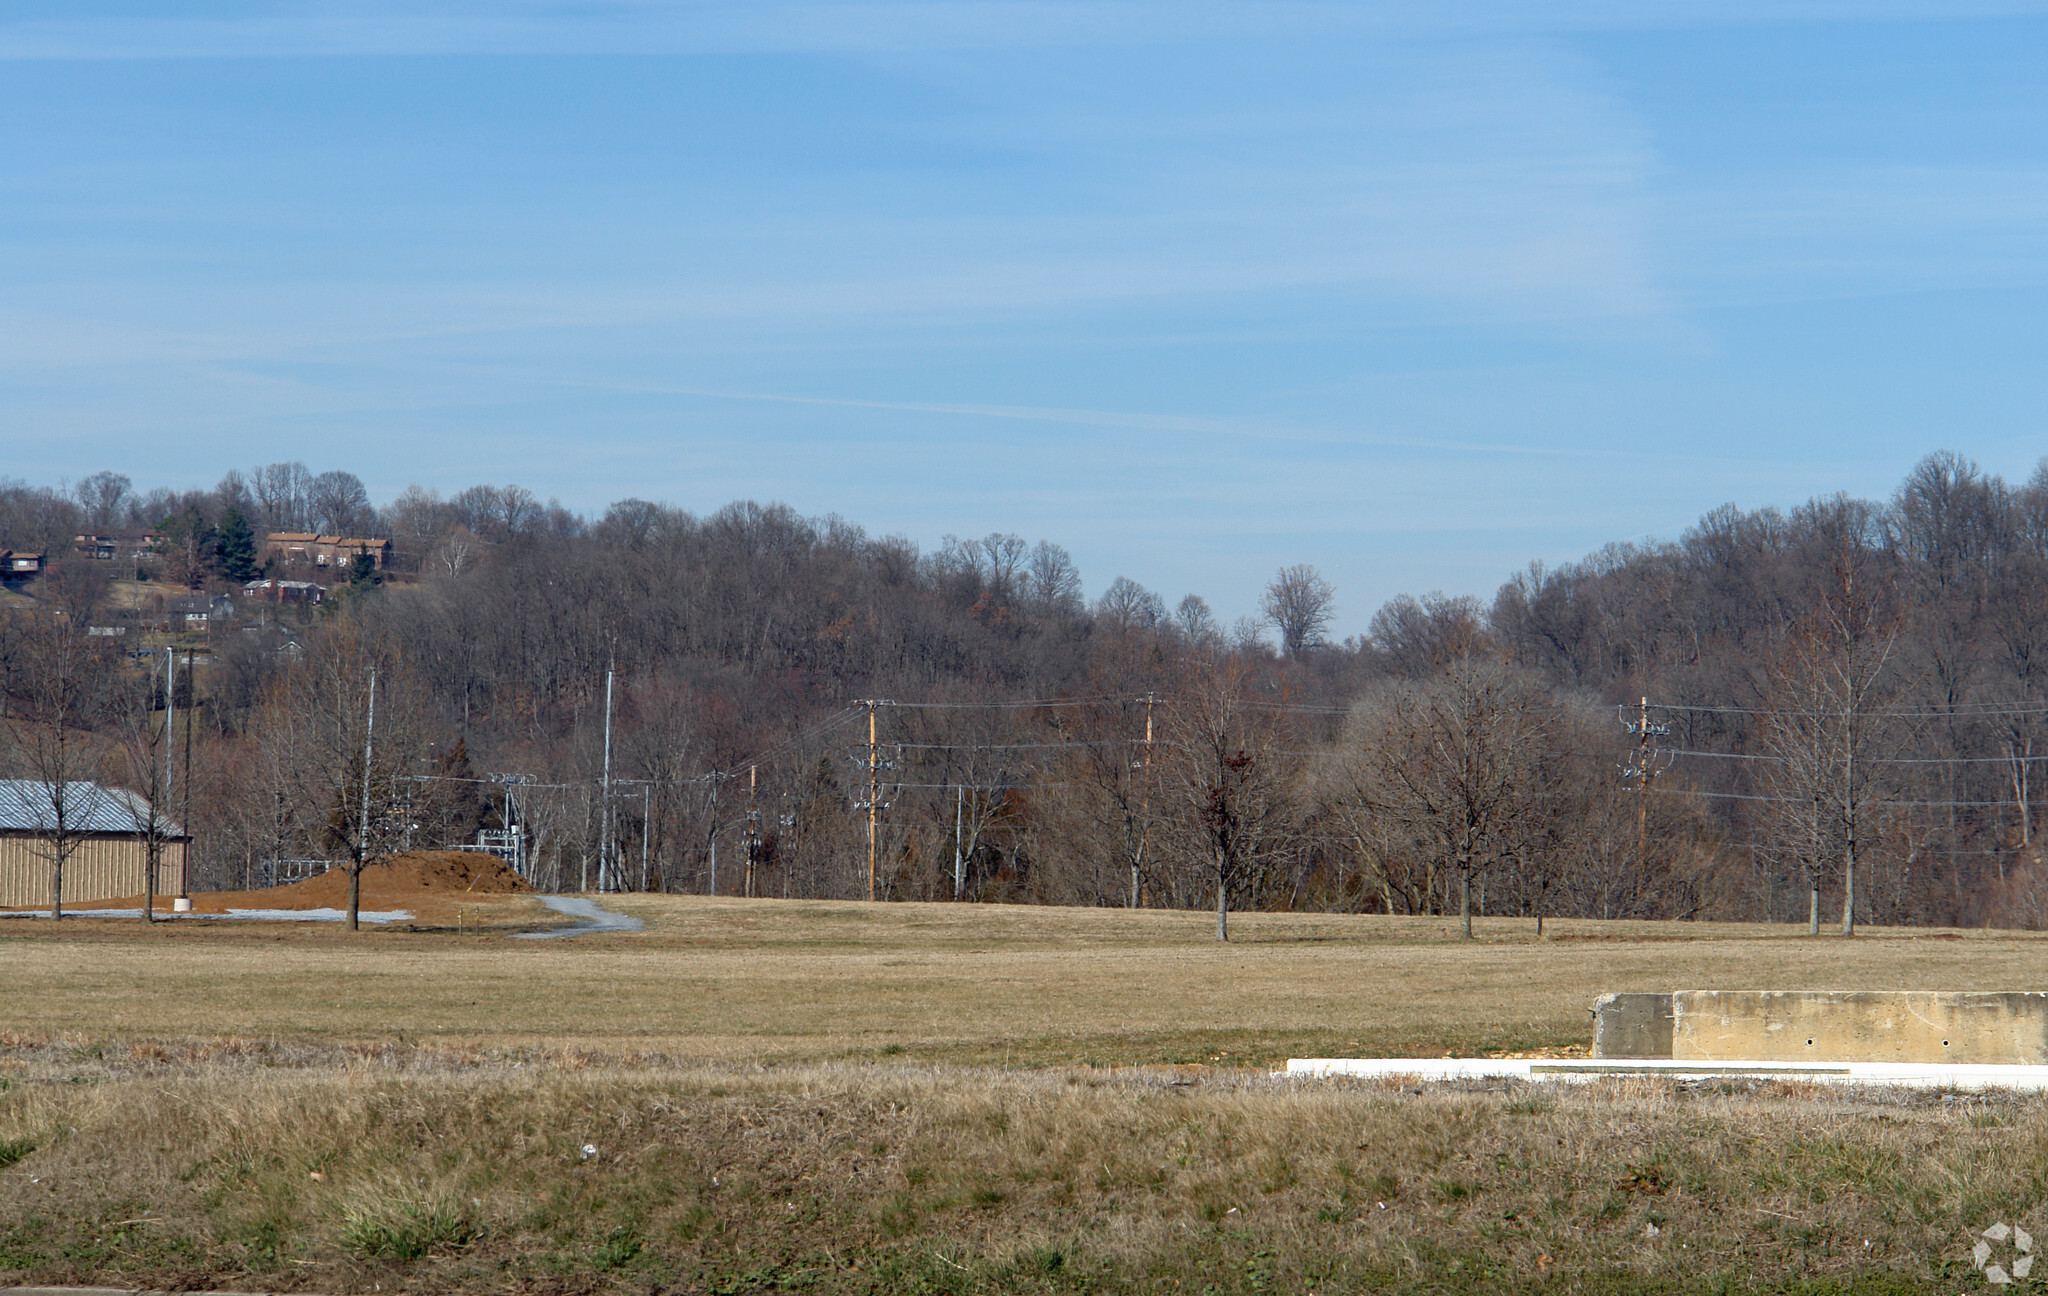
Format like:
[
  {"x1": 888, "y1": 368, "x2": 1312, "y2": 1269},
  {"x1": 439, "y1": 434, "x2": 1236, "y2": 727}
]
[
  {"x1": 0, "y1": 907, "x2": 412, "y2": 923},
  {"x1": 512, "y1": 896, "x2": 643, "y2": 939}
]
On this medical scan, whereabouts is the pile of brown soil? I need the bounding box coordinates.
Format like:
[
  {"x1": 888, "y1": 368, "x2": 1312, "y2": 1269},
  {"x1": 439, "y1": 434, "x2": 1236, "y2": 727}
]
[{"x1": 77, "y1": 850, "x2": 533, "y2": 919}]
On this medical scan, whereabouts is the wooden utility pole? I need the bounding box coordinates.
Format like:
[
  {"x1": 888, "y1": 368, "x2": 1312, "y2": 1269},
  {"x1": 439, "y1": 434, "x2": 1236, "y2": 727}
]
[
  {"x1": 706, "y1": 774, "x2": 719, "y2": 895},
  {"x1": 351, "y1": 664, "x2": 376, "y2": 932},
  {"x1": 1620, "y1": 696, "x2": 1669, "y2": 887},
  {"x1": 599, "y1": 663, "x2": 615, "y2": 893},
  {"x1": 744, "y1": 763, "x2": 760, "y2": 899},
  {"x1": 163, "y1": 648, "x2": 175, "y2": 811},
  {"x1": 154, "y1": 647, "x2": 174, "y2": 922},
  {"x1": 180, "y1": 649, "x2": 194, "y2": 834},
  {"x1": 953, "y1": 784, "x2": 965, "y2": 902},
  {"x1": 866, "y1": 701, "x2": 880, "y2": 902},
  {"x1": 1132, "y1": 691, "x2": 1155, "y2": 909},
  {"x1": 1634, "y1": 697, "x2": 1650, "y2": 868}
]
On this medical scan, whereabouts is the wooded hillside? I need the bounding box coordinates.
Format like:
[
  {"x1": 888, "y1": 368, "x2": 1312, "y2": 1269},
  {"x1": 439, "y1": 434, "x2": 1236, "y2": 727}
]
[{"x1": 5, "y1": 451, "x2": 2046, "y2": 932}]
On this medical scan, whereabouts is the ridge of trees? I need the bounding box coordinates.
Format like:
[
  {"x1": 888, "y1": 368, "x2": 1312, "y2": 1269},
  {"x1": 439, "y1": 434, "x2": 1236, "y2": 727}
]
[{"x1": 6, "y1": 450, "x2": 2048, "y2": 932}]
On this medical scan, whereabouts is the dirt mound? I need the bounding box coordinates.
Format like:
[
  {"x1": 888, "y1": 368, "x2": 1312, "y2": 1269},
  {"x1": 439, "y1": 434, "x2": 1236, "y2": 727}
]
[
  {"x1": 229, "y1": 850, "x2": 532, "y2": 911},
  {"x1": 62, "y1": 850, "x2": 538, "y2": 917}
]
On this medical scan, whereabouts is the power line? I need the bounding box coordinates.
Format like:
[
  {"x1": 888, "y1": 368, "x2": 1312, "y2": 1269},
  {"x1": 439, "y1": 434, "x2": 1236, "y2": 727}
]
[
  {"x1": 1650, "y1": 699, "x2": 2048, "y2": 720},
  {"x1": 715, "y1": 705, "x2": 866, "y2": 780},
  {"x1": 889, "y1": 739, "x2": 1125, "y2": 751},
  {"x1": 880, "y1": 696, "x2": 1131, "y2": 710},
  {"x1": 1656, "y1": 787, "x2": 2035, "y2": 810},
  {"x1": 1720, "y1": 840, "x2": 2025, "y2": 858},
  {"x1": 880, "y1": 780, "x2": 1069, "y2": 791},
  {"x1": 1667, "y1": 747, "x2": 2048, "y2": 767}
]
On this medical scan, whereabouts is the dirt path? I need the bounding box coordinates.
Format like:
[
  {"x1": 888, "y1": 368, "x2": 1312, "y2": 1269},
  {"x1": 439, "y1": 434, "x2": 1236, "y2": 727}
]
[{"x1": 513, "y1": 895, "x2": 645, "y2": 939}]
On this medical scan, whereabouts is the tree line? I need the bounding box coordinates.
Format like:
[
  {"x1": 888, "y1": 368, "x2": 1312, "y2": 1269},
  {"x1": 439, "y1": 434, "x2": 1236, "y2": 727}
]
[{"x1": 6, "y1": 451, "x2": 2048, "y2": 933}]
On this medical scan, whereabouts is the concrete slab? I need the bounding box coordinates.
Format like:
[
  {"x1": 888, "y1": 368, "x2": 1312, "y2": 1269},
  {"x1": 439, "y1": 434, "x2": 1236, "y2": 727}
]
[
  {"x1": 1283, "y1": 1057, "x2": 2048, "y2": 1090},
  {"x1": 1673, "y1": 990, "x2": 2048, "y2": 1065}
]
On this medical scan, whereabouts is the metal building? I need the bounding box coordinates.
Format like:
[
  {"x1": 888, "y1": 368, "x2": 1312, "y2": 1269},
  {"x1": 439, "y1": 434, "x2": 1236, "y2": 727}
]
[{"x1": 0, "y1": 781, "x2": 189, "y2": 909}]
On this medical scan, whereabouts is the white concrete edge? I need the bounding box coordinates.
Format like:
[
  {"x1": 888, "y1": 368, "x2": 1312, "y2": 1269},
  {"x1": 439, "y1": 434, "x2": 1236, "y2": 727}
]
[
  {"x1": 1282, "y1": 1058, "x2": 2048, "y2": 1090},
  {"x1": 0, "y1": 908, "x2": 413, "y2": 923}
]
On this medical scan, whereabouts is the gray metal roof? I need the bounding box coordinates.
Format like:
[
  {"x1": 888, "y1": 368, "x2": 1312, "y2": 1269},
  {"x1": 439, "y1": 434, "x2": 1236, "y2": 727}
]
[{"x1": 0, "y1": 781, "x2": 187, "y2": 837}]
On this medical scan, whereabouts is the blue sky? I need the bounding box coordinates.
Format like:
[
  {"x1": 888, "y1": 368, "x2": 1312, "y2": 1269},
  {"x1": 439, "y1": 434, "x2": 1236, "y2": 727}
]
[{"x1": 6, "y1": 2, "x2": 2048, "y2": 635}]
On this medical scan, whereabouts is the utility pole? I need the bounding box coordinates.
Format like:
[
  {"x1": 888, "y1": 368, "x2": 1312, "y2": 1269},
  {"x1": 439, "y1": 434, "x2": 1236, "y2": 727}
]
[
  {"x1": 147, "y1": 648, "x2": 173, "y2": 922},
  {"x1": 1133, "y1": 691, "x2": 1155, "y2": 909},
  {"x1": 162, "y1": 648, "x2": 175, "y2": 811},
  {"x1": 866, "y1": 701, "x2": 879, "y2": 902},
  {"x1": 641, "y1": 783, "x2": 651, "y2": 892},
  {"x1": 599, "y1": 663, "x2": 615, "y2": 893},
  {"x1": 953, "y1": 784, "x2": 965, "y2": 902},
  {"x1": 707, "y1": 774, "x2": 720, "y2": 896},
  {"x1": 1620, "y1": 697, "x2": 1670, "y2": 891},
  {"x1": 351, "y1": 664, "x2": 377, "y2": 932},
  {"x1": 180, "y1": 649, "x2": 194, "y2": 834},
  {"x1": 744, "y1": 764, "x2": 760, "y2": 898},
  {"x1": 853, "y1": 700, "x2": 892, "y2": 902},
  {"x1": 779, "y1": 799, "x2": 796, "y2": 899}
]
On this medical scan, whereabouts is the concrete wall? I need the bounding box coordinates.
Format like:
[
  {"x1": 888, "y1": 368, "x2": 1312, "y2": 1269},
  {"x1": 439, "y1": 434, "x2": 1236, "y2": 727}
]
[
  {"x1": 1671, "y1": 991, "x2": 2048, "y2": 1065},
  {"x1": 1590, "y1": 993, "x2": 1674, "y2": 1059},
  {"x1": 1592, "y1": 990, "x2": 2048, "y2": 1064}
]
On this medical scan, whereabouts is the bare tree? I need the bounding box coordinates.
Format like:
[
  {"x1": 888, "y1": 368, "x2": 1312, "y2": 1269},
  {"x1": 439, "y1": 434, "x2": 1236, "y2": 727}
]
[
  {"x1": 310, "y1": 470, "x2": 373, "y2": 536},
  {"x1": 1041, "y1": 694, "x2": 1163, "y2": 907},
  {"x1": 1756, "y1": 541, "x2": 1904, "y2": 936},
  {"x1": 74, "y1": 471, "x2": 132, "y2": 531},
  {"x1": 1162, "y1": 658, "x2": 1297, "y2": 940},
  {"x1": 451, "y1": 484, "x2": 542, "y2": 543},
  {"x1": 1174, "y1": 594, "x2": 1220, "y2": 647},
  {"x1": 1369, "y1": 592, "x2": 1488, "y2": 676},
  {"x1": 1096, "y1": 576, "x2": 1166, "y2": 634},
  {"x1": 251, "y1": 461, "x2": 314, "y2": 532},
  {"x1": 257, "y1": 629, "x2": 436, "y2": 929},
  {"x1": 0, "y1": 610, "x2": 118, "y2": 918},
  {"x1": 976, "y1": 534, "x2": 1030, "y2": 604},
  {"x1": 1340, "y1": 659, "x2": 1565, "y2": 938},
  {"x1": 109, "y1": 651, "x2": 178, "y2": 920},
  {"x1": 1027, "y1": 541, "x2": 1084, "y2": 618},
  {"x1": 1262, "y1": 564, "x2": 1335, "y2": 657}
]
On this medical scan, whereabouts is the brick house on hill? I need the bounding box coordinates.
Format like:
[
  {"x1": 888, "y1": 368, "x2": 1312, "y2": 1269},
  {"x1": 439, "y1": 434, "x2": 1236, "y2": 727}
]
[
  {"x1": 262, "y1": 533, "x2": 389, "y2": 573},
  {"x1": 73, "y1": 531, "x2": 162, "y2": 562}
]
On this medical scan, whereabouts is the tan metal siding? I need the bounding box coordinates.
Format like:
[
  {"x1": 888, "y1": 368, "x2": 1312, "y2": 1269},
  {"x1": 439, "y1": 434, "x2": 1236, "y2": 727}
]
[{"x1": 0, "y1": 835, "x2": 191, "y2": 909}]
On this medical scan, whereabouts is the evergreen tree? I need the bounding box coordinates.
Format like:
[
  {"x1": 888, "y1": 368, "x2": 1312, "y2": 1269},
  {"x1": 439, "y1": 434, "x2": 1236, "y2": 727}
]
[
  {"x1": 347, "y1": 545, "x2": 381, "y2": 595},
  {"x1": 213, "y1": 507, "x2": 258, "y2": 583}
]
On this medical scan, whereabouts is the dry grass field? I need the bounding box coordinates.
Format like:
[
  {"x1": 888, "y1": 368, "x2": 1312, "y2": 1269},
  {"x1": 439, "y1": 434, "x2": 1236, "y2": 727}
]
[
  {"x1": 5, "y1": 895, "x2": 2047, "y2": 1066},
  {"x1": 5, "y1": 897, "x2": 2048, "y2": 1293}
]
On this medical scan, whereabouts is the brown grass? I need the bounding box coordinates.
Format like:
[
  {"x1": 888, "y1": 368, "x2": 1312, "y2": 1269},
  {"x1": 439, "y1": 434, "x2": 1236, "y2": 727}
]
[
  {"x1": 1, "y1": 896, "x2": 2044, "y2": 1067},
  {"x1": 0, "y1": 1051, "x2": 2036, "y2": 1293},
  {"x1": 3, "y1": 899, "x2": 2044, "y2": 1292}
]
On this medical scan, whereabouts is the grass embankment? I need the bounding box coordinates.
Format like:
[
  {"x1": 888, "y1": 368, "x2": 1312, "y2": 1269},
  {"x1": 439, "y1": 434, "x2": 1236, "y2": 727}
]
[
  {"x1": 4, "y1": 899, "x2": 2048, "y2": 1292},
  {"x1": 0, "y1": 1046, "x2": 2037, "y2": 1294}
]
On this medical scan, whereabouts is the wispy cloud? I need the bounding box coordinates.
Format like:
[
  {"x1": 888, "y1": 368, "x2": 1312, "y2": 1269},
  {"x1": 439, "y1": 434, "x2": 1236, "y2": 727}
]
[
  {"x1": 0, "y1": 33, "x2": 1675, "y2": 386},
  {"x1": 8, "y1": 1, "x2": 2048, "y2": 60}
]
